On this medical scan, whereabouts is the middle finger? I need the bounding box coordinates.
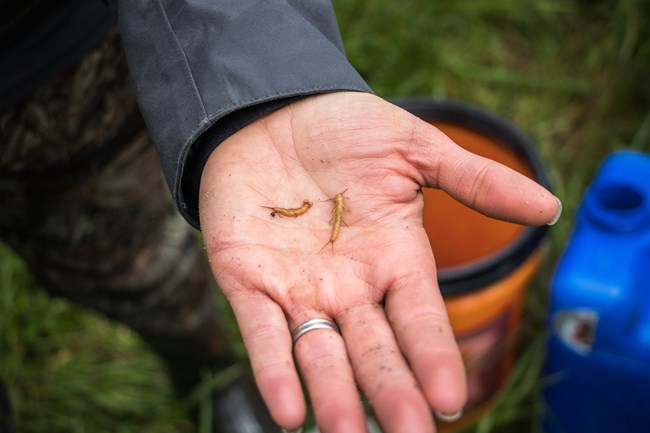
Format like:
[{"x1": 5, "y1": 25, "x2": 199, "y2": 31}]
[{"x1": 338, "y1": 303, "x2": 435, "y2": 433}]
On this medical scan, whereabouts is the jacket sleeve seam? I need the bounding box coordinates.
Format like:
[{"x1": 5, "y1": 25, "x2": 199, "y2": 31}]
[{"x1": 156, "y1": 0, "x2": 208, "y2": 119}]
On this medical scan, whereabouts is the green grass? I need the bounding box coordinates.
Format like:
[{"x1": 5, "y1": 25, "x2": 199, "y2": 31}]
[
  {"x1": 2, "y1": 0, "x2": 650, "y2": 432},
  {"x1": 0, "y1": 244, "x2": 193, "y2": 433}
]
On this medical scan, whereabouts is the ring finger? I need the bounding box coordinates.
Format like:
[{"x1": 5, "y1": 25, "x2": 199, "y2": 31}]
[{"x1": 292, "y1": 315, "x2": 368, "y2": 433}]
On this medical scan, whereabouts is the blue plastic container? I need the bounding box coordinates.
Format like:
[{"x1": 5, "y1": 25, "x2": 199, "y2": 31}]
[{"x1": 544, "y1": 150, "x2": 650, "y2": 433}]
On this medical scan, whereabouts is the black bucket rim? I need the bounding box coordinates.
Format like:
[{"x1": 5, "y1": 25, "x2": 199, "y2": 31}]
[{"x1": 392, "y1": 97, "x2": 551, "y2": 297}]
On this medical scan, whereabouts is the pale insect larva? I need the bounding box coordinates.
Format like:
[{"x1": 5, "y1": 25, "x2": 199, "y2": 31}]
[
  {"x1": 262, "y1": 199, "x2": 313, "y2": 217},
  {"x1": 320, "y1": 189, "x2": 348, "y2": 252}
]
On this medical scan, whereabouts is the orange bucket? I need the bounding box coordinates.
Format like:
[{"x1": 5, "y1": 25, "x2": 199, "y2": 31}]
[{"x1": 395, "y1": 98, "x2": 551, "y2": 428}]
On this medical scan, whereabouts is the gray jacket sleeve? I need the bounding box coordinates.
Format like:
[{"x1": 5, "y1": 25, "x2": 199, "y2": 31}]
[{"x1": 110, "y1": 0, "x2": 372, "y2": 228}]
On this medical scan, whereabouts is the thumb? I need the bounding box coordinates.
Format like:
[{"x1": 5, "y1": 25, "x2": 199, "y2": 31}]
[{"x1": 406, "y1": 119, "x2": 561, "y2": 226}]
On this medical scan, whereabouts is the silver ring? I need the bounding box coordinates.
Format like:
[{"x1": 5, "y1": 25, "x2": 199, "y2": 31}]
[{"x1": 291, "y1": 318, "x2": 340, "y2": 345}]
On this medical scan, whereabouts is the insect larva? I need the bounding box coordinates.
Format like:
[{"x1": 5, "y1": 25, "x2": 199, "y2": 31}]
[
  {"x1": 262, "y1": 199, "x2": 313, "y2": 217},
  {"x1": 320, "y1": 189, "x2": 347, "y2": 251}
]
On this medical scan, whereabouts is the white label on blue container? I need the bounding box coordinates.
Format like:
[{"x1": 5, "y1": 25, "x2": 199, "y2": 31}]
[{"x1": 552, "y1": 309, "x2": 599, "y2": 354}]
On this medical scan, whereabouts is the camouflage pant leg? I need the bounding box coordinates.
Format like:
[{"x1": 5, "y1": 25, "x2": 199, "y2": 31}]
[{"x1": 0, "y1": 29, "x2": 229, "y2": 364}]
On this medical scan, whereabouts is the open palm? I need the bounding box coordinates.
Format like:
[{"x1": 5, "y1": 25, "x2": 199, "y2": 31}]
[{"x1": 199, "y1": 92, "x2": 559, "y2": 433}]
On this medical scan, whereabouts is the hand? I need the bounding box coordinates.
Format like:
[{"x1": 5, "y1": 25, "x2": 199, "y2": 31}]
[{"x1": 199, "y1": 92, "x2": 560, "y2": 433}]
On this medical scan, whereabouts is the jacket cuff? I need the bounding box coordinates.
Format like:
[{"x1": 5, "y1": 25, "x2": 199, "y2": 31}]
[{"x1": 181, "y1": 95, "x2": 303, "y2": 228}]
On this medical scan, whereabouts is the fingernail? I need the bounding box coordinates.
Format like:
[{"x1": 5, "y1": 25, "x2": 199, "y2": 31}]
[
  {"x1": 281, "y1": 427, "x2": 303, "y2": 433},
  {"x1": 547, "y1": 196, "x2": 563, "y2": 226},
  {"x1": 434, "y1": 409, "x2": 464, "y2": 423}
]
